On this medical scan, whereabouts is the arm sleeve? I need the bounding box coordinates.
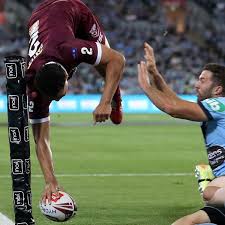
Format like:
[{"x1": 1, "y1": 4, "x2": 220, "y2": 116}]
[
  {"x1": 198, "y1": 98, "x2": 225, "y2": 120},
  {"x1": 59, "y1": 39, "x2": 102, "y2": 66},
  {"x1": 27, "y1": 83, "x2": 51, "y2": 123}
]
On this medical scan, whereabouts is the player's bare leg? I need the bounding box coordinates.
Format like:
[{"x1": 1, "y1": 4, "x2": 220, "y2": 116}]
[
  {"x1": 172, "y1": 210, "x2": 211, "y2": 225},
  {"x1": 203, "y1": 176, "x2": 225, "y2": 205}
]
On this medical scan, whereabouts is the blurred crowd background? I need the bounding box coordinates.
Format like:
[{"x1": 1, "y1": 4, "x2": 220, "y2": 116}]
[{"x1": 0, "y1": 0, "x2": 224, "y2": 95}]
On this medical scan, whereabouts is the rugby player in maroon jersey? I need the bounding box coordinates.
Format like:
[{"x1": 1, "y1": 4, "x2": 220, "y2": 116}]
[{"x1": 26, "y1": 0, "x2": 125, "y2": 203}]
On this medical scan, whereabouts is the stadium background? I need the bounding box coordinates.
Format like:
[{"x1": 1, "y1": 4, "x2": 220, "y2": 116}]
[
  {"x1": 0, "y1": 0, "x2": 225, "y2": 95},
  {"x1": 0, "y1": 0, "x2": 225, "y2": 225}
]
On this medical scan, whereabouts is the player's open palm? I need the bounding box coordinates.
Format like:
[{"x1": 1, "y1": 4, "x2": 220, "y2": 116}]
[
  {"x1": 93, "y1": 103, "x2": 112, "y2": 124},
  {"x1": 138, "y1": 61, "x2": 151, "y2": 92},
  {"x1": 144, "y1": 42, "x2": 157, "y2": 73}
]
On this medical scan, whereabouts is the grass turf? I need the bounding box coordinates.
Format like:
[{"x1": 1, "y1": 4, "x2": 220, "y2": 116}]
[{"x1": 0, "y1": 113, "x2": 208, "y2": 225}]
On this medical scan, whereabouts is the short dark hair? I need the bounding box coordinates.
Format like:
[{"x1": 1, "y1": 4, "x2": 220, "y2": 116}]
[
  {"x1": 204, "y1": 63, "x2": 225, "y2": 95},
  {"x1": 35, "y1": 62, "x2": 67, "y2": 98}
]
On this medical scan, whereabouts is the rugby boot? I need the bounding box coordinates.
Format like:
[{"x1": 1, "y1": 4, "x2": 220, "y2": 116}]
[
  {"x1": 110, "y1": 86, "x2": 122, "y2": 124},
  {"x1": 195, "y1": 164, "x2": 215, "y2": 194}
]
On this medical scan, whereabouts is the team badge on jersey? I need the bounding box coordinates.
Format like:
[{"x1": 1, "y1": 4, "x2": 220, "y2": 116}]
[
  {"x1": 89, "y1": 24, "x2": 99, "y2": 38},
  {"x1": 89, "y1": 23, "x2": 103, "y2": 42}
]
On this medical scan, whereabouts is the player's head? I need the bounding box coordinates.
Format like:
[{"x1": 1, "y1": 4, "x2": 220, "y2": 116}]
[
  {"x1": 35, "y1": 62, "x2": 68, "y2": 101},
  {"x1": 195, "y1": 63, "x2": 225, "y2": 101}
]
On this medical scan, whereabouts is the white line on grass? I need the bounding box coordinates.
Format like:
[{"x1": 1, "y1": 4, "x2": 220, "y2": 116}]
[
  {"x1": 0, "y1": 212, "x2": 14, "y2": 225},
  {"x1": 0, "y1": 172, "x2": 193, "y2": 179}
]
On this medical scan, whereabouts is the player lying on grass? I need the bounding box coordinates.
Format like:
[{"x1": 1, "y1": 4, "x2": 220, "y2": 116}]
[
  {"x1": 138, "y1": 42, "x2": 225, "y2": 225},
  {"x1": 26, "y1": 0, "x2": 125, "y2": 204}
]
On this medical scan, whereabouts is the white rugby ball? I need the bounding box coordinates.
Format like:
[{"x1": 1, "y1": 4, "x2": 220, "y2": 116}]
[{"x1": 39, "y1": 191, "x2": 77, "y2": 222}]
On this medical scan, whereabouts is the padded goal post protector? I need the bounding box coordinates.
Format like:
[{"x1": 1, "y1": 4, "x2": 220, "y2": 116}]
[{"x1": 5, "y1": 56, "x2": 35, "y2": 225}]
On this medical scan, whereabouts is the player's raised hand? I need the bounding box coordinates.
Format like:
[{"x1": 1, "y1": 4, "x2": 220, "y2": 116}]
[
  {"x1": 138, "y1": 61, "x2": 151, "y2": 92},
  {"x1": 93, "y1": 102, "x2": 112, "y2": 124},
  {"x1": 144, "y1": 42, "x2": 158, "y2": 74}
]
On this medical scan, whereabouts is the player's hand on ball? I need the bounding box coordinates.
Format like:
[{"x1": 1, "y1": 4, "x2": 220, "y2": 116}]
[
  {"x1": 40, "y1": 191, "x2": 77, "y2": 222},
  {"x1": 42, "y1": 182, "x2": 63, "y2": 204},
  {"x1": 138, "y1": 61, "x2": 151, "y2": 92},
  {"x1": 93, "y1": 102, "x2": 112, "y2": 124}
]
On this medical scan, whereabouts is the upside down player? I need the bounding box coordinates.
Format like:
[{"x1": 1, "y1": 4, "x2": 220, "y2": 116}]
[
  {"x1": 26, "y1": 0, "x2": 125, "y2": 203},
  {"x1": 138, "y1": 42, "x2": 225, "y2": 225}
]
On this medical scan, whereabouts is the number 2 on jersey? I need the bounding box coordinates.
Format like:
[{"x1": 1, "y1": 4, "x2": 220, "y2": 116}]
[{"x1": 81, "y1": 47, "x2": 93, "y2": 55}]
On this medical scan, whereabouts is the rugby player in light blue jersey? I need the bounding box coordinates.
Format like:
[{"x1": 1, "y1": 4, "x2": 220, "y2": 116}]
[{"x1": 138, "y1": 42, "x2": 225, "y2": 225}]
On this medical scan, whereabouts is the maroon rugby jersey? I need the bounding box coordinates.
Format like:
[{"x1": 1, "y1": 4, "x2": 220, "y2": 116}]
[{"x1": 26, "y1": 0, "x2": 107, "y2": 122}]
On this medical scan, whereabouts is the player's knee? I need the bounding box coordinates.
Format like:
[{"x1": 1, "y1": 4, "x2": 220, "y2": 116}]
[
  {"x1": 171, "y1": 215, "x2": 196, "y2": 225},
  {"x1": 203, "y1": 186, "x2": 217, "y2": 202}
]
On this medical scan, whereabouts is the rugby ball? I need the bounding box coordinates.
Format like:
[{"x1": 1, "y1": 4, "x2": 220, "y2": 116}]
[{"x1": 39, "y1": 191, "x2": 77, "y2": 222}]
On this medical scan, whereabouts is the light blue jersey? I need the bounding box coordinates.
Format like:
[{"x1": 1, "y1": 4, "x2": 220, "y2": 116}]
[{"x1": 198, "y1": 97, "x2": 225, "y2": 177}]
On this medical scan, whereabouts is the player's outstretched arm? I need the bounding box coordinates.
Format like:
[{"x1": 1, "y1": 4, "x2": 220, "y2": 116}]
[
  {"x1": 143, "y1": 42, "x2": 177, "y2": 98},
  {"x1": 138, "y1": 61, "x2": 176, "y2": 112},
  {"x1": 93, "y1": 45, "x2": 125, "y2": 123},
  {"x1": 32, "y1": 122, "x2": 61, "y2": 203},
  {"x1": 138, "y1": 61, "x2": 208, "y2": 122}
]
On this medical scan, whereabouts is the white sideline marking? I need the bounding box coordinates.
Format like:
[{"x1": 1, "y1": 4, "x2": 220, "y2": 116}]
[
  {"x1": 0, "y1": 212, "x2": 14, "y2": 225},
  {"x1": 0, "y1": 173, "x2": 193, "y2": 178}
]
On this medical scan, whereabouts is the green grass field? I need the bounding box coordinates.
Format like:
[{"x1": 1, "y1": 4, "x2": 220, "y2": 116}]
[{"x1": 0, "y1": 113, "x2": 209, "y2": 225}]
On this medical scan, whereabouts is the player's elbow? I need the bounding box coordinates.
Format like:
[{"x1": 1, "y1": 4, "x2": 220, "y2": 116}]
[
  {"x1": 113, "y1": 51, "x2": 125, "y2": 72},
  {"x1": 35, "y1": 139, "x2": 48, "y2": 151},
  {"x1": 106, "y1": 51, "x2": 125, "y2": 82},
  {"x1": 116, "y1": 52, "x2": 126, "y2": 70},
  {"x1": 103, "y1": 48, "x2": 125, "y2": 81}
]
